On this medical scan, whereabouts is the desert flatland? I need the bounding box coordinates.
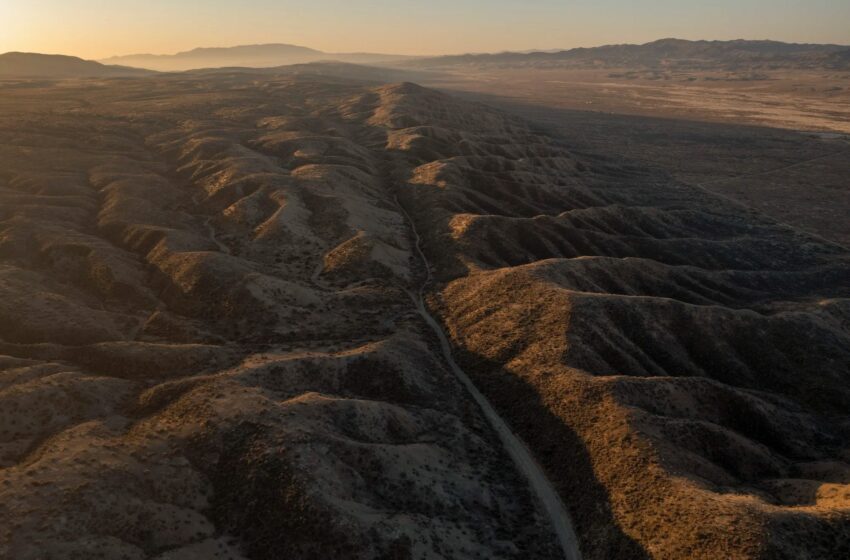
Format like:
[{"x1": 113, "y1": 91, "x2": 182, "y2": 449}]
[{"x1": 0, "y1": 70, "x2": 849, "y2": 560}]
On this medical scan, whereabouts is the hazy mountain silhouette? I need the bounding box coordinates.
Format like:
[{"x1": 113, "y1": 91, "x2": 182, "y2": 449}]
[
  {"x1": 101, "y1": 43, "x2": 410, "y2": 71},
  {"x1": 0, "y1": 52, "x2": 153, "y2": 78}
]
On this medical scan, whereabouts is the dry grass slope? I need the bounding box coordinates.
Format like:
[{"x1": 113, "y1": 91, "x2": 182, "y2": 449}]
[
  {"x1": 379, "y1": 84, "x2": 850, "y2": 558},
  {"x1": 0, "y1": 73, "x2": 847, "y2": 559},
  {"x1": 0, "y1": 76, "x2": 561, "y2": 560}
]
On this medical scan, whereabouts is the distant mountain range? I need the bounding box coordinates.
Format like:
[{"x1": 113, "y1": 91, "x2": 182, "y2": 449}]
[
  {"x1": 100, "y1": 43, "x2": 411, "y2": 72},
  {"x1": 0, "y1": 52, "x2": 152, "y2": 78},
  {"x1": 402, "y1": 38, "x2": 850, "y2": 71},
  {"x1": 4, "y1": 39, "x2": 849, "y2": 79}
]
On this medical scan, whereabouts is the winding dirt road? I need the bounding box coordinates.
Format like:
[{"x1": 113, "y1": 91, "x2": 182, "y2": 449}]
[{"x1": 395, "y1": 195, "x2": 583, "y2": 560}]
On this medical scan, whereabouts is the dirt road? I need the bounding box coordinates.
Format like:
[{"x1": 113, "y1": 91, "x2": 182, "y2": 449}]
[{"x1": 395, "y1": 195, "x2": 583, "y2": 560}]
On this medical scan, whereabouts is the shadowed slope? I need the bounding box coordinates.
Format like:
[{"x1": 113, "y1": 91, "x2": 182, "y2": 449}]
[
  {"x1": 0, "y1": 76, "x2": 562, "y2": 560},
  {"x1": 363, "y1": 83, "x2": 850, "y2": 559},
  {"x1": 0, "y1": 75, "x2": 847, "y2": 559}
]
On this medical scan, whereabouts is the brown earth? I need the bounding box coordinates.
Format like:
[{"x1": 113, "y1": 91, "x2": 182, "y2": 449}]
[
  {"x1": 405, "y1": 67, "x2": 850, "y2": 248},
  {"x1": 0, "y1": 74, "x2": 561, "y2": 560},
  {"x1": 0, "y1": 72, "x2": 848, "y2": 559},
  {"x1": 384, "y1": 83, "x2": 850, "y2": 558}
]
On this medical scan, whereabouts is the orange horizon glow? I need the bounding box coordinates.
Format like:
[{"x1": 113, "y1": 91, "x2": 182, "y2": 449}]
[{"x1": 2, "y1": 0, "x2": 849, "y2": 61}]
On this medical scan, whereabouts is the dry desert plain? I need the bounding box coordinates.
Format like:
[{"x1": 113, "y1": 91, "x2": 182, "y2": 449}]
[{"x1": 415, "y1": 67, "x2": 850, "y2": 247}]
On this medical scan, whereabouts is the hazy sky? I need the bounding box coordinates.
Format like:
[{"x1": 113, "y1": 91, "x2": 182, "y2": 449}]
[{"x1": 3, "y1": 0, "x2": 849, "y2": 59}]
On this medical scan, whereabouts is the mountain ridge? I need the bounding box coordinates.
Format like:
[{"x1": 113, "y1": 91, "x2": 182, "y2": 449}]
[
  {"x1": 400, "y1": 38, "x2": 850, "y2": 70},
  {"x1": 103, "y1": 43, "x2": 323, "y2": 61},
  {"x1": 9, "y1": 38, "x2": 850, "y2": 75},
  {"x1": 101, "y1": 43, "x2": 412, "y2": 72},
  {"x1": 0, "y1": 52, "x2": 153, "y2": 78}
]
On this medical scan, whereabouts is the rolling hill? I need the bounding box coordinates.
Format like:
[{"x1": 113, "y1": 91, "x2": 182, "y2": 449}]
[
  {"x1": 0, "y1": 73, "x2": 848, "y2": 559},
  {"x1": 0, "y1": 52, "x2": 153, "y2": 78}
]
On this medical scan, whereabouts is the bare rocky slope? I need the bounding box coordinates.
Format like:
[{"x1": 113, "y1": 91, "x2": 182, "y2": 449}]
[{"x1": 0, "y1": 72, "x2": 848, "y2": 559}]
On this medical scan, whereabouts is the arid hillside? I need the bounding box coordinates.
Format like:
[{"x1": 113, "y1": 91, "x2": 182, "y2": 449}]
[
  {"x1": 0, "y1": 74, "x2": 563, "y2": 560},
  {"x1": 405, "y1": 67, "x2": 850, "y2": 247},
  {"x1": 388, "y1": 84, "x2": 850, "y2": 558},
  {"x1": 0, "y1": 73, "x2": 848, "y2": 559}
]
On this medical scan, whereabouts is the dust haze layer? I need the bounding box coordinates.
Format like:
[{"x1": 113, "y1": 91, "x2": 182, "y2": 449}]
[
  {"x1": 0, "y1": 70, "x2": 848, "y2": 560},
  {"x1": 100, "y1": 44, "x2": 412, "y2": 72}
]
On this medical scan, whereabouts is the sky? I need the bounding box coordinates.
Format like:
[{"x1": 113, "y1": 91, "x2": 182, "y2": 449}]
[{"x1": 2, "y1": 0, "x2": 849, "y2": 60}]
